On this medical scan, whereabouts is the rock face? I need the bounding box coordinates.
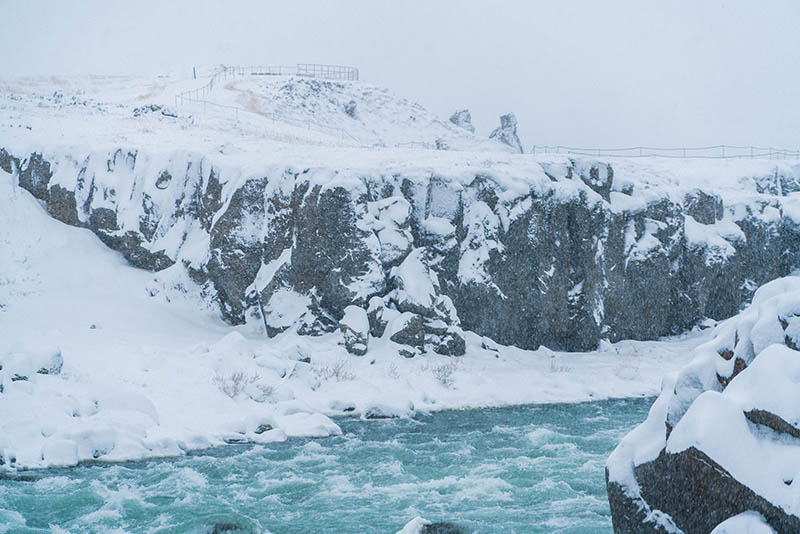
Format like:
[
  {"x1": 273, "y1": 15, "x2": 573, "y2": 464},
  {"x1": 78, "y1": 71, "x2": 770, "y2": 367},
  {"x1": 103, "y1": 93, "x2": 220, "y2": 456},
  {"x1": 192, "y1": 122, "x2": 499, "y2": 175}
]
[
  {"x1": 449, "y1": 109, "x2": 475, "y2": 133},
  {"x1": 607, "y1": 276, "x2": 800, "y2": 534},
  {"x1": 3, "y1": 147, "x2": 800, "y2": 355},
  {"x1": 489, "y1": 113, "x2": 523, "y2": 153}
]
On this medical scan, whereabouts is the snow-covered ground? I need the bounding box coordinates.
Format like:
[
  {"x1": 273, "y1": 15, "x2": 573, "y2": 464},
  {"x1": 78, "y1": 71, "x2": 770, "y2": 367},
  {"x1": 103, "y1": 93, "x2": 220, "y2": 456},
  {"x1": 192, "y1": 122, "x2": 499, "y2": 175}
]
[
  {"x1": 5, "y1": 68, "x2": 798, "y2": 472},
  {"x1": 0, "y1": 68, "x2": 508, "y2": 154},
  {"x1": 0, "y1": 166, "x2": 706, "y2": 470}
]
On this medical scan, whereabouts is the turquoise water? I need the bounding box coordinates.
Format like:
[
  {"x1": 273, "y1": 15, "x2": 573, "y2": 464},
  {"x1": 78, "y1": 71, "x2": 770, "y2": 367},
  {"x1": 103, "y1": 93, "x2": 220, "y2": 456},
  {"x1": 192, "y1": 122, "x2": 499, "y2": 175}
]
[{"x1": 0, "y1": 397, "x2": 651, "y2": 534}]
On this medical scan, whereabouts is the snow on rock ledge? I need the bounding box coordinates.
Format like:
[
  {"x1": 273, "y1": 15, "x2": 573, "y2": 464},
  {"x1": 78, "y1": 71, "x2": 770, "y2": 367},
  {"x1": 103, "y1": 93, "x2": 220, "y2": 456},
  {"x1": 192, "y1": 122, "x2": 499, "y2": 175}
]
[
  {"x1": 607, "y1": 275, "x2": 800, "y2": 534},
  {"x1": 2, "y1": 147, "x2": 800, "y2": 353},
  {"x1": 710, "y1": 512, "x2": 775, "y2": 534}
]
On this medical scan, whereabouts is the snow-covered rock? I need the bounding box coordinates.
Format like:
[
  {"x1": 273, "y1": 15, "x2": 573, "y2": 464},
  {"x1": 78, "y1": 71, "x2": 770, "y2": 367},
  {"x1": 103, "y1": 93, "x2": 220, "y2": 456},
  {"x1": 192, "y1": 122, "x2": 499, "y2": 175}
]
[
  {"x1": 388, "y1": 312, "x2": 426, "y2": 351},
  {"x1": 710, "y1": 512, "x2": 775, "y2": 534},
  {"x1": 339, "y1": 305, "x2": 369, "y2": 355},
  {"x1": 396, "y1": 517, "x2": 467, "y2": 534},
  {"x1": 2, "y1": 72, "x2": 800, "y2": 353},
  {"x1": 489, "y1": 112, "x2": 523, "y2": 153},
  {"x1": 449, "y1": 109, "x2": 475, "y2": 133},
  {"x1": 4, "y1": 146, "x2": 800, "y2": 352},
  {"x1": 393, "y1": 248, "x2": 439, "y2": 317},
  {"x1": 606, "y1": 275, "x2": 800, "y2": 534}
]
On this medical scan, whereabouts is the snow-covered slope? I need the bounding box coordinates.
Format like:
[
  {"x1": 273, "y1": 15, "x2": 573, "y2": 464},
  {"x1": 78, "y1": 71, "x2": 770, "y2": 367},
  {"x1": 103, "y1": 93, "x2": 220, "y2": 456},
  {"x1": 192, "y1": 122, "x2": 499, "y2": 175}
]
[
  {"x1": 2, "y1": 141, "x2": 798, "y2": 353},
  {"x1": 606, "y1": 275, "x2": 800, "y2": 533},
  {"x1": 0, "y1": 69, "x2": 509, "y2": 152},
  {"x1": 0, "y1": 167, "x2": 703, "y2": 470},
  {"x1": 210, "y1": 75, "x2": 506, "y2": 150}
]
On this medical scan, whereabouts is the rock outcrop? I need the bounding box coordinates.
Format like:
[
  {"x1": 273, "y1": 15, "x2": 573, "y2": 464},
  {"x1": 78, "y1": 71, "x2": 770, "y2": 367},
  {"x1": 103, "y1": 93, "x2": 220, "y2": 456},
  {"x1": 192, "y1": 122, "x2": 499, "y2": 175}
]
[
  {"x1": 489, "y1": 113, "x2": 523, "y2": 153},
  {"x1": 607, "y1": 275, "x2": 800, "y2": 533},
  {"x1": 3, "y1": 147, "x2": 800, "y2": 355},
  {"x1": 339, "y1": 305, "x2": 369, "y2": 355},
  {"x1": 449, "y1": 109, "x2": 475, "y2": 134}
]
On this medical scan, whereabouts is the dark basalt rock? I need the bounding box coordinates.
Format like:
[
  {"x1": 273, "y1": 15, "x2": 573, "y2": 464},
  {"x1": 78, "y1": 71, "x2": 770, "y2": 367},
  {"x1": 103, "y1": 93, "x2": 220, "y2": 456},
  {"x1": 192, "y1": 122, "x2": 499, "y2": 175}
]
[
  {"x1": 744, "y1": 409, "x2": 800, "y2": 439},
  {"x1": 206, "y1": 177, "x2": 268, "y2": 324},
  {"x1": 432, "y1": 329, "x2": 466, "y2": 356},
  {"x1": 289, "y1": 183, "x2": 383, "y2": 315},
  {"x1": 6, "y1": 147, "x2": 800, "y2": 356},
  {"x1": 96, "y1": 231, "x2": 173, "y2": 272},
  {"x1": 46, "y1": 185, "x2": 80, "y2": 226},
  {"x1": 18, "y1": 152, "x2": 52, "y2": 201},
  {"x1": 0, "y1": 147, "x2": 17, "y2": 174},
  {"x1": 210, "y1": 523, "x2": 248, "y2": 534},
  {"x1": 608, "y1": 447, "x2": 800, "y2": 534},
  {"x1": 422, "y1": 522, "x2": 470, "y2": 534},
  {"x1": 89, "y1": 207, "x2": 117, "y2": 231},
  {"x1": 684, "y1": 189, "x2": 723, "y2": 224},
  {"x1": 389, "y1": 314, "x2": 426, "y2": 349}
]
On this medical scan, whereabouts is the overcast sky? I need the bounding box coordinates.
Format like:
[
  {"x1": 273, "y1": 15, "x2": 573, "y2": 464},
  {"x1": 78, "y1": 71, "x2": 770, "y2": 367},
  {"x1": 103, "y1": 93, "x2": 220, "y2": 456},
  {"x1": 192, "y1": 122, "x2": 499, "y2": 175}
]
[{"x1": 2, "y1": 0, "x2": 799, "y2": 149}]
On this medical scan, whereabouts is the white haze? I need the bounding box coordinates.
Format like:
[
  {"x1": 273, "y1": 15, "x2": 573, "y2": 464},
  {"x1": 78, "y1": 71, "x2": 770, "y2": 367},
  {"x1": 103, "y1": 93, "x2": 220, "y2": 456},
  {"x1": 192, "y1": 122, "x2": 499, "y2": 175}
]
[{"x1": 2, "y1": 0, "x2": 799, "y2": 149}]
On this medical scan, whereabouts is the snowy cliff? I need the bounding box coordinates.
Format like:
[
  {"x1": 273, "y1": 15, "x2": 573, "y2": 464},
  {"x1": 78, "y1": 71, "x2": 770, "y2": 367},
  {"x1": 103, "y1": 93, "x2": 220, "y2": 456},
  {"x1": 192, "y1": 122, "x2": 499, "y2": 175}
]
[
  {"x1": 2, "y1": 144, "x2": 799, "y2": 354},
  {"x1": 607, "y1": 275, "x2": 800, "y2": 533}
]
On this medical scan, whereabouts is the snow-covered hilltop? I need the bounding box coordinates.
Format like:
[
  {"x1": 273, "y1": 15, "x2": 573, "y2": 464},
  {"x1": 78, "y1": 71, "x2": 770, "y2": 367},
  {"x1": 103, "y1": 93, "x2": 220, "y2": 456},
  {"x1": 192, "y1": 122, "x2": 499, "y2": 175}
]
[{"x1": 1, "y1": 69, "x2": 800, "y2": 472}]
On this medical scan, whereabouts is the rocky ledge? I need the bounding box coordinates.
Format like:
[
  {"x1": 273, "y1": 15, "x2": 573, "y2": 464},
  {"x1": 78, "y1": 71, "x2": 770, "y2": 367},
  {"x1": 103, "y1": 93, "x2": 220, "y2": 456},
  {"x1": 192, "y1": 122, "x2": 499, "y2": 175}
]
[
  {"x1": 607, "y1": 275, "x2": 800, "y2": 534},
  {"x1": 2, "y1": 147, "x2": 799, "y2": 356}
]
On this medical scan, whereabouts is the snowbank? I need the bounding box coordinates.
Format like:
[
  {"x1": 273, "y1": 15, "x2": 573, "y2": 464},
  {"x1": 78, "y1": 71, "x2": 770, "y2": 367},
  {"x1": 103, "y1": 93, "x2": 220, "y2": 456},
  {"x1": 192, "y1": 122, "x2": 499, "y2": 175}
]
[
  {"x1": 607, "y1": 275, "x2": 800, "y2": 533},
  {"x1": 0, "y1": 167, "x2": 703, "y2": 471}
]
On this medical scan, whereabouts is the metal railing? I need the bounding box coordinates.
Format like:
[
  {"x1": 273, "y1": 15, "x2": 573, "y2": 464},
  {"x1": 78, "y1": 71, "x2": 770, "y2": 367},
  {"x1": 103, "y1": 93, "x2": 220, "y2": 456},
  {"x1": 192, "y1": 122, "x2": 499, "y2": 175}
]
[
  {"x1": 531, "y1": 144, "x2": 800, "y2": 160},
  {"x1": 297, "y1": 63, "x2": 359, "y2": 81},
  {"x1": 174, "y1": 64, "x2": 361, "y2": 145}
]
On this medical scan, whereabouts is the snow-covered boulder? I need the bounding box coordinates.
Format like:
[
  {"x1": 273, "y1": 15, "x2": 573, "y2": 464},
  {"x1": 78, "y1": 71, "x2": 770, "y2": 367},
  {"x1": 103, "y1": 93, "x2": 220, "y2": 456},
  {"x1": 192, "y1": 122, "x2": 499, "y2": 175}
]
[
  {"x1": 366, "y1": 295, "x2": 390, "y2": 338},
  {"x1": 607, "y1": 275, "x2": 800, "y2": 534},
  {"x1": 388, "y1": 312, "x2": 426, "y2": 350},
  {"x1": 393, "y1": 248, "x2": 439, "y2": 317},
  {"x1": 489, "y1": 113, "x2": 523, "y2": 153},
  {"x1": 0, "y1": 347, "x2": 63, "y2": 386},
  {"x1": 449, "y1": 109, "x2": 475, "y2": 133},
  {"x1": 684, "y1": 188, "x2": 723, "y2": 225},
  {"x1": 396, "y1": 517, "x2": 468, "y2": 534},
  {"x1": 710, "y1": 512, "x2": 775, "y2": 534},
  {"x1": 371, "y1": 196, "x2": 414, "y2": 266},
  {"x1": 339, "y1": 305, "x2": 369, "y2": 356}
]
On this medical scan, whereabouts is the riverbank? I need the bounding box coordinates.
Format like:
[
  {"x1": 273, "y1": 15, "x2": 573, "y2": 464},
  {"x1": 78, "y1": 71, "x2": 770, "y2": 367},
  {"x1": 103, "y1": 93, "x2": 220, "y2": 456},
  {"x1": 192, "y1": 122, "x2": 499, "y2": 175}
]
[
  {"x1": 0, "y1": 169, "x2": 706, "y2": 470},
  {"x1": 0, "y1": 398, "x2": 651, "y2": 534}
]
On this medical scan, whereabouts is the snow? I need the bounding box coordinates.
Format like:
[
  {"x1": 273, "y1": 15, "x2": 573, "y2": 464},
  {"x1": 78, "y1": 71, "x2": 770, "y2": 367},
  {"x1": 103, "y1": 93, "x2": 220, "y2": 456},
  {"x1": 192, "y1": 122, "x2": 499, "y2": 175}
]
[
  {"x1": 251, "y1": 247, "x2": 292, "y2": 292},
  {"x1": 421, "y1": 216, "x2": 455, "y2": 237},
  {"x1": 710, "y1": 512, "x2": 775, "y2": 534},
  {"x1": 608, "y1": 271, "x2": 800, "y2": 524},
  {"x1": 684, "y1": 216, "x2": 737, "y2": 263},
  {"x1": 723, "y1": 344, "x2": 800, "y2": 430},
  {"x1": 3, "y1": 69, "x2": 799, "y2": 472},
  {"x1": 0, "y1": 165, "x2": 708, "y2": 470},
  {"x1": 667, "y1": 390, "x2": 800, "y2": 515},
  {"x1": 263, "y1": 288, "x2": 310, "y2": 328},
  {"x1": 340, "y1": 305, "x2": 369, "y2": 335},
  {"x1": 394, "y1": 248, "x2": 437, "y2": 312},
  {"x1": 397, "y1": 516, "x2": 431, "y2": 534}
]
